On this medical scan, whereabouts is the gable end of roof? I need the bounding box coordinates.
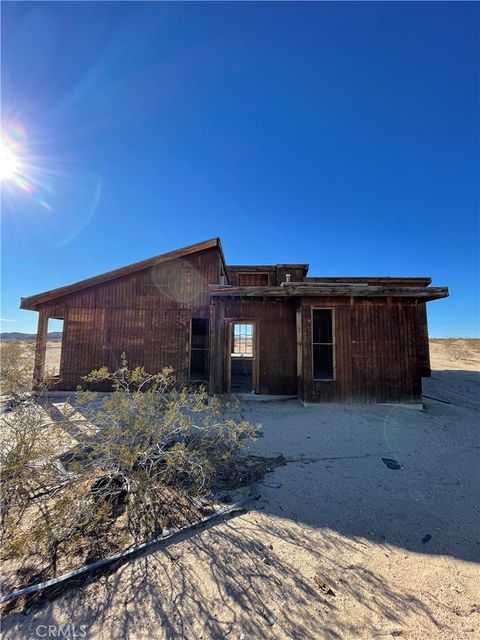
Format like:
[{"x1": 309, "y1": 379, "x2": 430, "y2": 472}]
[{"x1": 20, "y1": 237, "x2": 224, "y2": 311}]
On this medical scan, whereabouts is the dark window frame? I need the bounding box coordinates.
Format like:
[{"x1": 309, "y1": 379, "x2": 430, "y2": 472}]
[
  {"x1": 311, "y1": 308, "x2": 336, "y2": 381},
  {"x1": 189, "y1": 318, "x2": 210, "y2": 382}
]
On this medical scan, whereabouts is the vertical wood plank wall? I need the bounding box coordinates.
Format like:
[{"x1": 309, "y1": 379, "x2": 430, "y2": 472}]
[
  {"x1": 34, "y1": 250, "x2": 429, "y2": 402},
  {"x1": 220, "y1": 298, "x2": 298, "y2": 395},
  {"x1": 209, "y1": 299, "x2": 225, "y2": 393},
  {"x1": 38, "y1": 249, "x2": 222, "y2": 390},
  {"x1": 300, "y1": 297, "x2": 423, "y2": 403},
  {"x1": 417, "y1": 303, "x2": 431, "y2": 377},
  {"x1": 227, "y1": 266, "x2": 306, "y2": 286}
]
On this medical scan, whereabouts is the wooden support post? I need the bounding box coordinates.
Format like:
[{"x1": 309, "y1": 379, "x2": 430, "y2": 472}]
[
  {"x1": 209, "y1": 299, "x2": 225, "y2": 394},
  {"x1": 33, "y1": 310, "x2": 48, "y2": 389},
  {"x1": 209, "y1": 301, "x2": 216, "y2": 393},
  {"x1": 296, "y1": 306, "x2": 303, "y2": 399}
]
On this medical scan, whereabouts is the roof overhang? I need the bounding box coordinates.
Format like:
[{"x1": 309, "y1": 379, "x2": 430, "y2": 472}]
[
  {"x1": 304, "y1": 276, "x2": 432, "y2": 286},
  {"x1": 209, "y1": 284, "x2": 449, "y2": 301}
]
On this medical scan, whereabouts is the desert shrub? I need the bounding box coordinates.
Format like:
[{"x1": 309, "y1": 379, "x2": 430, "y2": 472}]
[
  {"x1": 0, "y1": 355, "x2": 258, "y2": 580},
  {"x1": 0, "y1": 341, "x2": 35, "y2": 396},
  {"x1": 451, "y1": 339, "x2": 479, "y2": 360},
  {"x1": 430, "y1": 338, "x2": 480, "y2": 361},
  {"x1": 454, "y1": 346, "x2": 473, "y2": 360}
]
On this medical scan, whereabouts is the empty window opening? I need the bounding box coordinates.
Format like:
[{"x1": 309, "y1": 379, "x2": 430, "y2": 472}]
[
  {"x1": 232, "y1": 323, "x2": 254, "y2": 358},
  {"x1": 45, "y1": 318, "x2": 64, "y2": 377},
  {"x1": 312, "y1": 309, "x2": 335, "y2": 380},
  {"x1": 190, "y1": 318, "x2": 210, "y2": 381},
  {"x1": 238, "y1": 273, "x2": 269, "y2": 286},
  {"x1": 230, "y1": 323, "x2": 254, "y2": 393}
]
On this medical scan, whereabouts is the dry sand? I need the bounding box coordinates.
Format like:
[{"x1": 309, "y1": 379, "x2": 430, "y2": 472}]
[{"x1": 1, "y1": 341, "x2": 479, "y2": 639}]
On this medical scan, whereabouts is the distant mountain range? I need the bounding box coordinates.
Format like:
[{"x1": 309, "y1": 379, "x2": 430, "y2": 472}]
[{"x1": 0, "y1": 332, "x2": 62, "y2": 341}]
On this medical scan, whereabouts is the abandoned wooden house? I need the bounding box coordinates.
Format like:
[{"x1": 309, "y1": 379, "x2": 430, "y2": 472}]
[{"x1": 20, "y1": 237, "x2": 448, "y2": 403}]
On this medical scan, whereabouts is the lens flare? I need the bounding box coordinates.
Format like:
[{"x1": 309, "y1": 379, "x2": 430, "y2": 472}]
[
  {"x1": 1, "y1": 121, "x2": 53, "y2": 210},
  {"x1": 1, "y1": 118, "x2": 102, "y2": 246},
  {"x1": 0, "y1": 142, "x2": 20, "y2": 181}
]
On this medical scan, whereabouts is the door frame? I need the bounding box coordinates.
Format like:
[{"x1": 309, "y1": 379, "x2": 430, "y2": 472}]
[{"x1": 224, "y1": 319, "x2": 259, "y2": 393}]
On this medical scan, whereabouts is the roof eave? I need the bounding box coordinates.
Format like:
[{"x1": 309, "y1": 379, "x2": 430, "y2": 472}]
[{"x1": 209, "y1": 285, "x2": 449, "y2": 301}]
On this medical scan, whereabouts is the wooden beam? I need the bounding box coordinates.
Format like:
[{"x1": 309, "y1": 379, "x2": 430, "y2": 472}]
[
  {"x1": 209, "y1": 285, "x2": 449, "y2": 301},
  {"x1": 305, "y1": 276, "x2": 432, "y2": 286},
  {"x1": 33, "y1": 310, "x2": 48, "y2": 389},
  {"x1": 296, "y1": 307, "x2": 303, "y2": 398}
]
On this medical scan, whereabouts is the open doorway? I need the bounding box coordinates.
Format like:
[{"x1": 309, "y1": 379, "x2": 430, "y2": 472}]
[
  {"x1": 230, "y1": 323, "x2": 255, "y2": 393},
  {"x1": 45, "y1": 318, "x2": 63, "y2": 377}
]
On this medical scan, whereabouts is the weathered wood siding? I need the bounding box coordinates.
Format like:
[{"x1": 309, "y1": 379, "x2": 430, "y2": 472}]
[
  {"x1": 31, "y1": 240, "x2": 435, "y2": 402},
  {"x1": 274, "y1": 266, "x2": 306, "y2": 284},
  {"x1": 209, "y1": 299, "x2": 225, "y2": 393},
  {"x1": 217, "y1": 298, "x2": 298, "y2": 395},
  {"x1": 226, "y1": 266, "x2": 306, "y2": 286},
  {"x1": 300, "y1": 297, "x2": 423, "y2": 403},
  {"x1": 226, "y1": 267, "x2": 276, "y2": 287},
  {"x1": 37, "y1": 248, "x2": 222, "y2": 390},
  {"x1": 417, "y1": 303, "x2": 431, "y2": 377}
]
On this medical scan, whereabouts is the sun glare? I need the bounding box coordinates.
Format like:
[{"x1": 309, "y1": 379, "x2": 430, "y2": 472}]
[{"x1": 0, "y1": 142, "x2": 20, "y2": 181}]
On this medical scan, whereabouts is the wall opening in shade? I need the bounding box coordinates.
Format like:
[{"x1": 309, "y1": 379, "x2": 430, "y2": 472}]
[
  {"x1": 312, "y1": 309, "x2": 334, "y2": 380},
  {"x1": 189, "y1": 318, "x2": 209, "y2": 381}
]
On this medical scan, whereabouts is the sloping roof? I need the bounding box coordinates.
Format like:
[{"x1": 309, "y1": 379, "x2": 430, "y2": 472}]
[{"x1": 21, "y1": 238, "x2": 226, "y2": 311}]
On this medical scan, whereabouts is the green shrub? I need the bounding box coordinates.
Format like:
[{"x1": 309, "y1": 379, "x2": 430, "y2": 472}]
[
  {"x1": 0, "y1": 340, "x2": 34, "y2": 396},
  {"x1": 1, "y1": 355, "x2": 258, "y2": 579}
]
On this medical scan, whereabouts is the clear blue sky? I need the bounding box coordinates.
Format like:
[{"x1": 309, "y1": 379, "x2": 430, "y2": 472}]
[{"x1": 1, "y1": 1, "x2": 478, "y2": 336}]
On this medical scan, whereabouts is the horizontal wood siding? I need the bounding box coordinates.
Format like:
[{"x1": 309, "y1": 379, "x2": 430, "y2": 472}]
[
  {"x1": 221, "y1": 298, "x2": 297, "y2": 395},
  {"x1": 38, "y1": 248, "x2": 221, "y2": 390},
  {"x1": 301, "y1": 297, "x2": 422, "y2": 403}
]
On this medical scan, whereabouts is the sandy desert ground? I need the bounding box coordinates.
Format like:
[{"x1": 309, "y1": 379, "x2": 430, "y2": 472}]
[{"x1": 1, "y1": 340, "x2": 479, "y2": 639}]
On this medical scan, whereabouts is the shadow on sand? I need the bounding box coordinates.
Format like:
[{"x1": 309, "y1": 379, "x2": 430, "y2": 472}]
[
  {"x1": 0, "y1": 506, "x2": 449, "y2": 639},
  {"x1": 1, "y1": 369, "x2": 478, "y2": 638}
]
